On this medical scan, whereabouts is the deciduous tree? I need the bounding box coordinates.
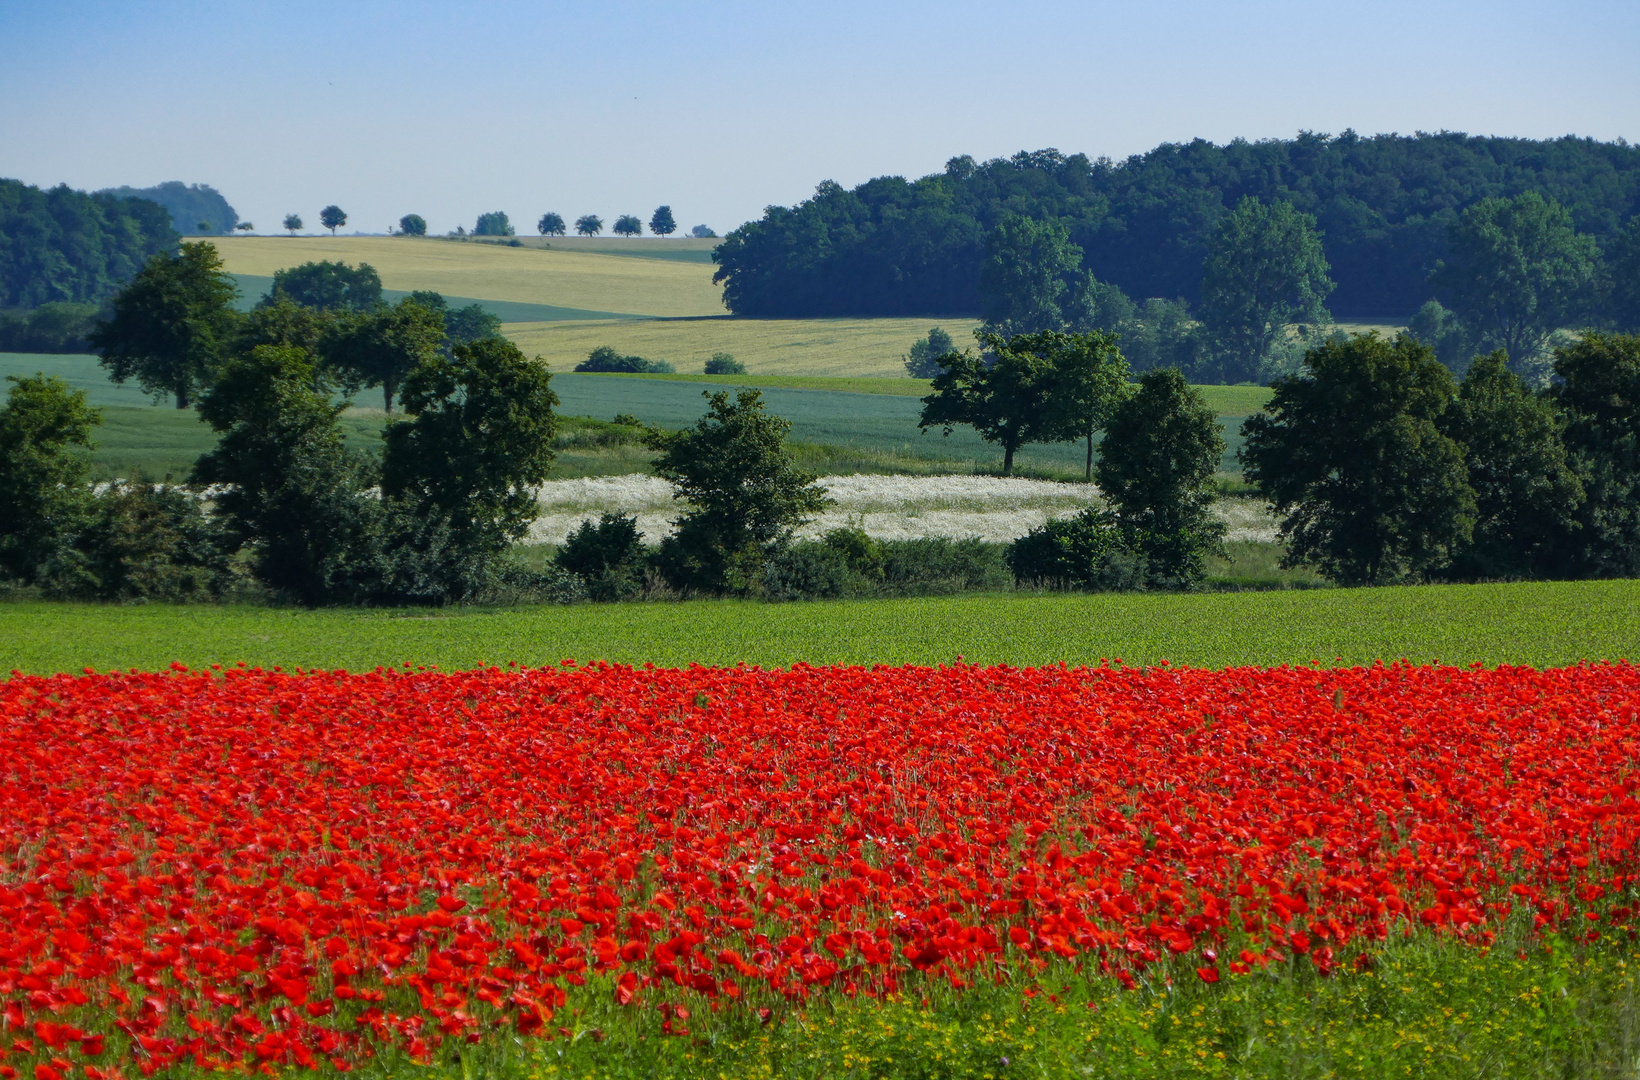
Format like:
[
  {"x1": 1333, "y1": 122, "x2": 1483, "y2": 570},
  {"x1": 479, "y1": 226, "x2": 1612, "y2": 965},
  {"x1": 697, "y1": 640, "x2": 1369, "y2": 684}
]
[
  {"x1": 978, "y1": 216, "x2": 1088, "y2": 337},
  {"x1": 613, "y1": 215, "x2": 643, "y2": 237},
  {"x1": 91, "y1": 241, "x2": 241, "y2": 408},
  {"x1": 918, "y1": 329, "x2": 1060, "y2": 475},
  {"x1": 323, "y1": 297, "x2": 446, "y2": 413},
  {"x1": 575, "y1": 214, "x2": 603, "y2": 237},
  {"x1": 1199, "y1": 197, "x2": 1333, "y2": 384},
  {"x1": 0, "y1": 375, "x2": 99, "y2": 584},
  {"x1": 283, "y1": 213, "x2": 302, "y2": 235},
  {"x1": 1549, "y1": 332, "x2": 1640, "y2": 577},
  {"x1": 1240, "y1": 333, "x2": 1474, "y2": 585},
  {"x1": 473, "y1": 211, "x2": 513, "y2": 237},
  {"x1": 649, "y1": 205, "x2": 677, "y2": 236},
  {"x1": 903, "y1": 326, "x2": 955, "y2": 379},
  {"x1": 398, "y1": 214, "x2": 427, "y2": 237},
  {"x1": 538, "y1": 212, "x2": 566, "y2": 237},
  {"x1": 320, "y1": 205, "x2": 347, "y2": 234}
]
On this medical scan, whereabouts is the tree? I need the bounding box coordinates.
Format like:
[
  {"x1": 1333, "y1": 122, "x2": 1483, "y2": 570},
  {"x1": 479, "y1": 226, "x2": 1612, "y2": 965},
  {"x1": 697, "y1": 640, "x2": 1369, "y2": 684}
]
[
  {"x1": 0, "y1": 375, "x2": 99, "y2": 585},
  {"x1": 1431, "y1": 192, "x2": 1599, "y2": 377},
  {"x1": 575, "y1": 345, "x2": 672, "y2": 373},
  {"x1": 1038, "y1": 329, "x2": 1132, "y2": 481},
  {"x1": 649, "y1": 389, "x2": 829, "y2": 593},
  {"x1": 1599, "y1": 217, "x2": 1640, "y2": 333},
  {"x1": 1199, "y1": 197, "x2": 1334, "y2": 384},
  {"x1": 192, "y1": 344, "x2": 384, "y2": 605},
  {"x1": 613, "y1": 215, "x2": 643, "y2": 237},
  {"x1": 283, "y1": 213, "x2": 302, "y2": 235},
  {"x1": 474, "y1": 211, "x2": 514, "y2": 237},
  {"x1": 538, "y1": 212, "x2": 567, "y2": 237},
  {"x1": 903, "y1": 327, "x2": 956, "y2": 378},
  {"x1": 236, "y1": 297, "x2": 342, "y2": 364},
  {"x1": 918, "y1": 329, "x2": 1060, "y2": 475},
  {"x1": 1240, "y1": 333, "x2": 1474, "y2": 586},
  {"x1": 1122, "y1": 297, "x2": 1204, "y2": 376},
  {"x1": 91, "y1": 241, "x2": 241, "y2": 408},
  {"x1": 649, "y1": 206, "x2": 677, "y2": 236},
  {"x1": 265, "y1": 260, "x2": 383, "y2": 312},
  {"x1": 380, "y1": 338, "x2": 559, "y2": 596},
  {"x1": 704, "y1": 352, "x2": 744, "y2": 375},
  {"x1": 978, "y1": 215, "x2": 1088, "y2": 336},
  {"x1": 323, "y1": 297, "x2": 446, "y2": 412},
  {"x1": 398, "y1": 214, "x2": 427, "y2": 237},
  {"x1": 1439, "y1": 351, "x2": 1583, "y2": 579},
  {"x1": 1548, "y1": 332, "x2": 1640, "y2": 577},
  {"x1": 443, "y1": 304, "x2": 503, "y2": 349},
  {"x1": 555, "y1": 512, "x2": 647, "y2": 600},
  {"x1": 235, "y1": 222, "x2": 254, "y2": 233},
  {"x1": 690, "y1": 225, "x2": 716, "y2": 239},
  {"x1": 1405, "y1": 299, "x2": 1476, "y2": 375},
  {"x1": 575, "y1": 215, "x2": 603, "y2": 237},
  {"x1": 1096, "y1": 368, "x2": 1226, "y2": 588},
  {"x1": 320, "y1": 205, "x2": 347, "y2": 234}
]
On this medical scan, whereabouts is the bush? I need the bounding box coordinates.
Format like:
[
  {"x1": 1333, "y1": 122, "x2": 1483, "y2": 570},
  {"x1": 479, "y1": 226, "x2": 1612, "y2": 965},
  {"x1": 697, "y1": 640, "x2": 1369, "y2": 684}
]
[
  {"x1": 762, "y1": 531, "x2": 1012, "y2": 601},
  {"x1": 473, "y1": 211, "x2": 514, "y2": 237},
  {"x1": 880, "y1": 536, "x2": 1013, "y2": 595},
  {"x1": 48, "y1": 479, "x2": 243, "y2": 601},
  {"x1": 575, "y1": 346, "x2": 675, "y2": 374},
  {"x1": 0, "y1": 303, "x2": 100, "y2": 353},
  {"x1": 704, "y1": 352, "x2": 745, "y2": 375},
  {"x1": 555, "y1": 512, "x2": 647, "y2": 601},
  {"x1": 761, "y1": 541, "x2": 864, "y2": 600},
  {"x1": 1008, "y1": 509, "x2": 1148, "y2": 591}
]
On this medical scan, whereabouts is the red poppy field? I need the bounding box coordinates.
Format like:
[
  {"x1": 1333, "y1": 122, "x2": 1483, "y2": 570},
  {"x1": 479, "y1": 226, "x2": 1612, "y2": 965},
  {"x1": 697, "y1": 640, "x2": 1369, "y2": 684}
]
[{"x1": 2, "y1": 660, "x2": 1639, "y2": 1078}]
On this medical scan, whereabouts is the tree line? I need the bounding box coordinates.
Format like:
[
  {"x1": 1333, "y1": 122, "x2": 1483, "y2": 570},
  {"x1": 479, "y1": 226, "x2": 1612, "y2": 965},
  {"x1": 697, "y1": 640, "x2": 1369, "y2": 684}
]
[
  {"x1": 392, "y1": 208, "x2": 715, "y2": 240},
  {"x1": 712, "y1": 132, "x2": 1640, "y2": 323},
  {"x1": 0, "y1": 178, "x2": 177, "y2": 310}
]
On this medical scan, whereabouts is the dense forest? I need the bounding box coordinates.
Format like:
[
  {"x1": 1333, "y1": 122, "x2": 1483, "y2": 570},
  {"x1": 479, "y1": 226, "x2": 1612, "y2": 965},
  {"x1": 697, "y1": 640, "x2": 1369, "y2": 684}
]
[
  {"x1": 0, "y1": 179, "x2": 178, "y2": 310},
  {"x1": 713, "y1": 132, "x2": 1640, "y2": 319},
  {"x1": 99, "y1": 181, "x2": 240, "y2": 236}
]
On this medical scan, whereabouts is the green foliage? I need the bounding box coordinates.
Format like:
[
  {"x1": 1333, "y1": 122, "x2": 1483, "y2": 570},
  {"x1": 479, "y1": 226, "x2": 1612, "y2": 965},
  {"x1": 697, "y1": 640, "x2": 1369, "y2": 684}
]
[
  {"x1": 690, "y1": 224, "x2": 716, "y2": 239},
  {"x1": 1602, "y1": 217, "x2": 1640, "y2": 332},
  {"x1": 538, "y1": 213, "x2": 567, "y2": 237},
  {"x1": 1199, "y1": 197, "x2": 1334, "y2": 384},
  {"x1": 613, "y1": 214, "x2": 643, "y2": 238},
  {"x1": 919, "y1": 328, "x2": 1123, "y2": 476},
  {"x1": 283, "y1": 213, "x2": 302, "y2": 235},
  {"x1": 763, "y1": 532, "x2": 1013, "y2": 600},
  {"x1": 1404, "y1": 299, "x2": 1476, "y2": 374},
  {"x1": 440, "y1": 302, "x2": 503, "y2": 349},
  {"x1": 192, "y1": 345, "x2": 384, "y2": 605},
  {"x1": 235, "y1": 296, "x2": 339, "y2": 360},
  {"x1": 90, "y1": 241, "x2": 241, "y2": 408},
  {"x1": 0, "y1": 302, "x2": 99, "y2": 353},
  {"x1": 576, "y1": 345, "x2": 673, "y2": 373},
  {"x1": 1549, "y1": 332, "x2": 1640, "y2": 577},
  {"x1": 648, "y1": 206, "x2": 677, "y2": 237},
  {"x1": 264, "y1": 260, "x2": 383, "y2": 312},
  {"x1": 56, "y1": 477, "x2": 241, "y2": 601},
  {"x1": 0, "y1": 179, "x2": 177, "y2": 309},
  {"x1": 397, "y1": 214, "x2": 427, "y2": 237},
  {"x1": 712, "y1": 134, "x2": 1640, "y2": 322},
  {"x1": 473, "y1": 211, "x2": 514, "y2": 237},
  {"x1": 649, "y1": 389, "x2": 830, "y2": 593},
  {"x1": 1440, "y1": 352, "x2": 1583, "y2": 580},
  {"x1": 320, "y1": 205, "x2": 347, "y2": 234},
  {"x1": 380, "y1": 337, "x2": 559, "y2": 598},
  {"x1": 902, "y1": 326, "x2": 955, "y2": 378},
  {"x1": 1120, "y1": 297, "x2": 1203, "y2": 375},
  {"x1": 1241, "y1": 334, "x2": 1475, "y2": 586},
  {"x1": 1008, "y1": 508, "x2": 1147, "y2": 590},
  {"x1": 555, "y1": 512, "x2": 647, "y2": 601},
  {"x1": 1097, "y1": 368, "x2": 1226, "y2": 588},
  {"x1": 322, "y1": 297, "x2": 445, "y2": 412},
  {"x1": 575, "y1": 215, "x2": 603, "y2": 237},
  {"x1": 0, "y1": 375, "x2": 100, "y2": 584},
  {"x1": 978, "y1": 215, "x2": 1088, "y2": 336},
  {"x1": 100, "y1": 181, "x2": 238, "y2": 236},
  {"x1": 703, "y1": 352, "x2": 744, "y2": 375},
  {"x1": 1432, "y1": 191, "x2": 1600, "y2": 377}
]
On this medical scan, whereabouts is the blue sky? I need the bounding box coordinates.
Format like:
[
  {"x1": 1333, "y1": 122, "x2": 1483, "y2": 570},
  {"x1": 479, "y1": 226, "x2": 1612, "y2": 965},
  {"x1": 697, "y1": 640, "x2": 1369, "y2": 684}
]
[{"x1": 2, "y1": 0, "x2": 1635, "y2": 236}]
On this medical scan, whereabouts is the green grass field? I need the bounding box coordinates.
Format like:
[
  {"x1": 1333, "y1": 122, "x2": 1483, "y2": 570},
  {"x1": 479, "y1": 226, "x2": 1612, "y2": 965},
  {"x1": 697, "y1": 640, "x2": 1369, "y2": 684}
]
[{"x1": 2, "y1": 579, "x2": 1634, "y2": 674}]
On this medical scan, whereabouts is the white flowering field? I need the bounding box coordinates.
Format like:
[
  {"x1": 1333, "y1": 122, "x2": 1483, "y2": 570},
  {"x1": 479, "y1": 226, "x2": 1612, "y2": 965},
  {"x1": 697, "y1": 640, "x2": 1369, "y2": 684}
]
[{"x1": 527, "y1": 474, "x2": 1278, "y2": 545}]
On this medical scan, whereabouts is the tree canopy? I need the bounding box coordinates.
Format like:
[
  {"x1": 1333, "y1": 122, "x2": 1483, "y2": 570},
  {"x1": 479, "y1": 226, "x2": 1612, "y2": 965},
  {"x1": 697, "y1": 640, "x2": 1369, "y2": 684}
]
[
  {"x1": 90, "y1": 242, "x2": 240, "y2": 408},
  {"x1": 283, "y1": 214, "x2": 302, "y2": 235},
  {"x1": 575, "y1": 215, "x2": 603, "y2": 237},
  {"x1": 473, "y1": 211, "x2": 514, "y2": 237},
  {"x1": 613, "y1": 215, "x2": 643, "y2": 237},
  {"x1": 0, "y1": 179, "x2": 178, "y2": 309},
  {"x1": 712, "y1": 134, "x2": 1640, "y2": 319},
  {"x1": 978, "y1": 216, "x2": 1091, "y2": 337},
  {"x1": 99, "y1": 181, "x2": 238, "y2": 236},
  {"x1": 919, "y1": 329, "x2": 1060, "y2": 475},
  {"x1": 398, "y1": 214, "x2": 427, "y2": 237},
  {"x1": 649, "y1": 206, "x2": 677, "y2": 236},
  {"x1": 538, "y1": 212, "x2": 566, "y2": 237},
  {"x1": 320, "y1": 205, "x2": 347, "y2": 234},
  {"x1": 265, "y1": 260, "x2": 383, "y2": 312}
]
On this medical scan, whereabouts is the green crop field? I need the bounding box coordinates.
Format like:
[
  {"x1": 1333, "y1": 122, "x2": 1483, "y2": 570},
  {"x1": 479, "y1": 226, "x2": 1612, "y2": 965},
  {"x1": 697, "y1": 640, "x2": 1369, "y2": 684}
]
[
  {"x1": 2, "y1": 579, "x2": 1634, "y2": 675},
  {"x1": 208, "y1": 236, "x2": 727, "y2": 318}
]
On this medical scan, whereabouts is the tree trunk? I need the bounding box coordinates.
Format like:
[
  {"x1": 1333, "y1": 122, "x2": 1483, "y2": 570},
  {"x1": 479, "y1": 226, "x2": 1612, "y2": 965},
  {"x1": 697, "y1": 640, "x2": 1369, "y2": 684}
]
[
  {"x1": 176, "y1": 384, "x2": 189, "y2": 409},
  {"x1": 1085, "y1": 429, "x2": 1094, "y2": 483},
  {"x1": 383, "y1": 380, "x2": 394, "y2": 415},
  {"x1": 1002, "y1": 443, "x2": 1015, "y2": 476}
]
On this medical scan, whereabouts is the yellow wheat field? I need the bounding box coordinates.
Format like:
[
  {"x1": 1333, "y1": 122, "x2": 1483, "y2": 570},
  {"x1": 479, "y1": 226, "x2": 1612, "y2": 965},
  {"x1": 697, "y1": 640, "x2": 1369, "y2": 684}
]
[
  {"x1": 207, "y1": 236, "x2": 727, "y2": 318},
  {"x1": 504, "y1": 316, "x2": 985, "y2": 378}
]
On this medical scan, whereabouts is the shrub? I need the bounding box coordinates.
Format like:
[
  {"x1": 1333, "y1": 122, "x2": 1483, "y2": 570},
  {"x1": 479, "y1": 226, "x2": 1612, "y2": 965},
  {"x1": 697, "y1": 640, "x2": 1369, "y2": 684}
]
[
  {"x1": 555, "y1": 512, "x2": 647, "y2": 601},
  {"x1": 1008, "y1": 509, "x2": 1148, "y2": 591},
  {"x1": 51, "y1": 479, "x2": 242, "y2": 601},
  {"x1": 880, "y1": 536, "x2": 1013, "y2": 595},
  {"x1": 575, "y1": 346, "x2": 674, "y2": 374},
  {"x1": 0, "y1": 303, "x2": 100, "y2": 353},
  {"x1": 704, "y1": 352, "x2": 745, "y2": 375}
]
